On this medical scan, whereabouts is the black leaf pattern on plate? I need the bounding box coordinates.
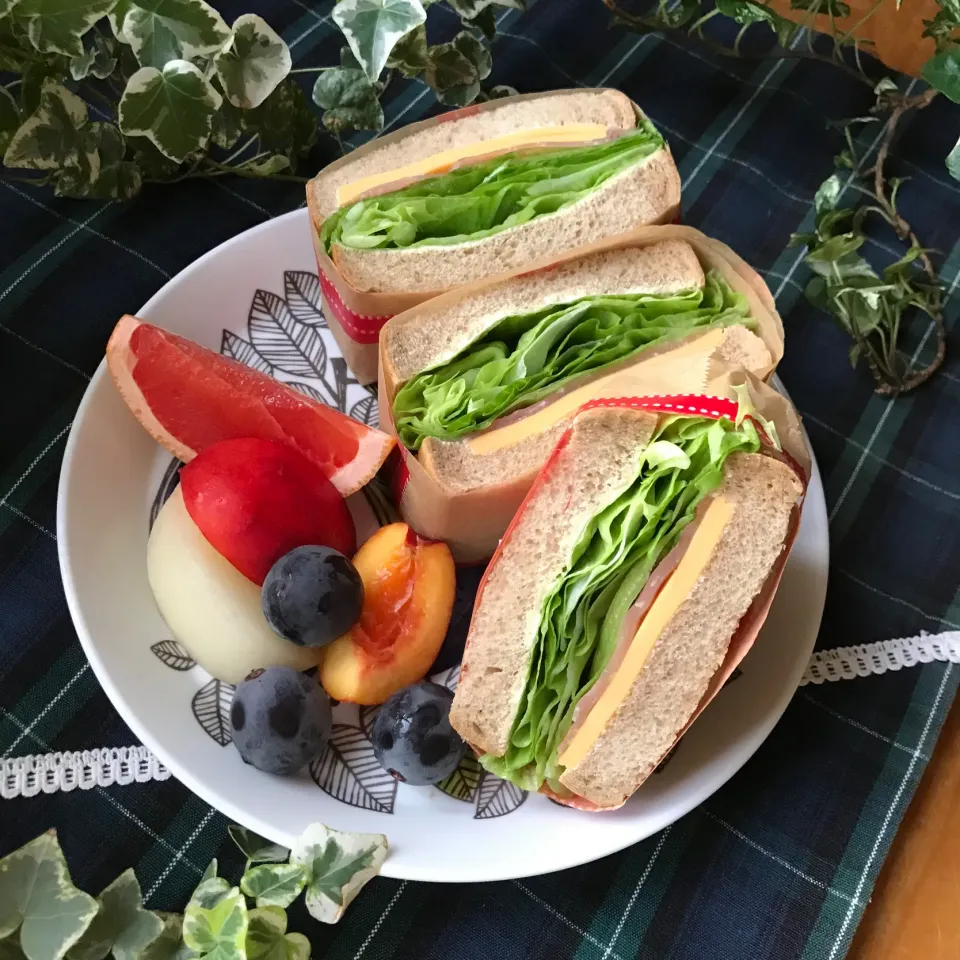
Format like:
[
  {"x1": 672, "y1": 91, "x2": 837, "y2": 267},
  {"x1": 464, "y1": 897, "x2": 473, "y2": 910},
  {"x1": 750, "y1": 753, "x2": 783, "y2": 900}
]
[
  {"x1": 221, "y1": 330, "x2": 274, "y2": 374},
  {"x1": 436, "y1": 752, "x2": 482, "y2": 803},
  {"x1": 249, "y1": 289, "x2": 328, "y2": 381},
  {"x1": 331, "y1": 358, "x2": 353, "y2": 412},
  {"x1": 359, "y1": 704, "x2": 379, "y2": 742},
  {"x1": 431, "y1": 664, "x2": 461, "y2": 692},
  {"x1": 284, "y1": 271, "x2": 326, "y2": 327},
  {"x1": 192, "y1": 679, "x2": 236, "y2": 747},
  {"x1": 151, "y1": 640, "x2": 196, "y2": 671},
  {"x1": 475, "y1": 773, "x2": 526, "y2": 819},
  {"x1": 150, "y1": 458, "x2": 182, "y2": 529},
  {"x1": 348, "y1": 394, "x2": 377, "y2": 427},
  {"x1": 310, "y1": 724, "x2": 397, "y2": 814}
]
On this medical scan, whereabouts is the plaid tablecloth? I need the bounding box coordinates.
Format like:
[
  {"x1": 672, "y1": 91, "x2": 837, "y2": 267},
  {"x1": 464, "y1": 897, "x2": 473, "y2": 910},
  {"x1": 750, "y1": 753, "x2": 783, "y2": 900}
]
[{"x1": 2, "y1": 1, "x2": 960, "y2": 957}]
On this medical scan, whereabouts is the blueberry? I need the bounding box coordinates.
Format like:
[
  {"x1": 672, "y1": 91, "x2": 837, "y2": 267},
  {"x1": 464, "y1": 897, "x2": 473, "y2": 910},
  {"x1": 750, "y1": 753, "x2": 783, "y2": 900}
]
[
  {"x1": 371, "y1": 682, "x2": 466, "y2": 786},
  {"x1": 230, "y1": 666, "x2": 332, "y2": 776},
  {"x1": 261, "y1": 546, "x2": 364, "y2": 648}
]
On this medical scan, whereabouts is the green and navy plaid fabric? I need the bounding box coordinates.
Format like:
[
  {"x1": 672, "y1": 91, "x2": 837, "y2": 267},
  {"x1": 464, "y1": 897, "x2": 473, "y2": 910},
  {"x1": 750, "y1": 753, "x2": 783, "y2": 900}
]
[{"x1": 2, "y1": 1, "x2": 959, "y2": 957}]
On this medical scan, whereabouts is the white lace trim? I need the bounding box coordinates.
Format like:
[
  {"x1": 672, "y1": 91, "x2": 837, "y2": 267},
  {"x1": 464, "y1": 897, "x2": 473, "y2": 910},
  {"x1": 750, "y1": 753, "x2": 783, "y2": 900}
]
[
  {"x1": 1, "y1": 746, "x2": 170, "y2": 800},
  {"x1": 3, "y1": 634, "x2": 957, "y2": 799},
  {"x1": 800, "y1": 632, "x2": 960, "y2": 686}
]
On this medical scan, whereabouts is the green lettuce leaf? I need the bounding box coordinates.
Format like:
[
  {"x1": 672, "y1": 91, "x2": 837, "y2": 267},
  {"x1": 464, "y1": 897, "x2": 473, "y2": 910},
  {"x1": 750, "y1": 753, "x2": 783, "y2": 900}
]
[
  {"x1": 480, "y1": 415, "x2": 762, "y2": 791},
  {"x1": 321, "y1": 119, "x2": 663, "y2": 253},
  {"x1": 393, "y1": 271, "x2": 752, "y2": 450}
]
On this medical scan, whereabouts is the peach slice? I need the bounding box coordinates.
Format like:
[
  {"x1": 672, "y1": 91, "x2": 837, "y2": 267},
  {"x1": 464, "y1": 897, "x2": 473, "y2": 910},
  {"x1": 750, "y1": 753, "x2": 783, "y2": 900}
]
[{"x1": 320, "y1": 523, "x2": 455, "y2": 705}]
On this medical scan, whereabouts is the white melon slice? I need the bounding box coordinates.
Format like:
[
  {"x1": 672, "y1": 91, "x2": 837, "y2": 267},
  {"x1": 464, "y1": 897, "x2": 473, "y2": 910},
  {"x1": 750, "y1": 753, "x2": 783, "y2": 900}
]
[{"x1": 147, "y1": 487, "x2": 322, "y2": 683}]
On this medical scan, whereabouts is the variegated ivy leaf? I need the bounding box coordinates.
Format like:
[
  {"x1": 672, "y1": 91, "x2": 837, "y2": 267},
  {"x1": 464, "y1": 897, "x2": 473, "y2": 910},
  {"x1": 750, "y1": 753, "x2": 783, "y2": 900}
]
[
  {"x1": 227, "y1": 826, "x2": 289, "y2": 866},
  {"x1": 0, "y1": 939, "x2": 28, "y2": 960},
  {"x1": 385, "y1": 22, "x2": 425, "y2": 77},
  {"x1": 0, "y1": 86, "x2": 20, "y2": 155},
  {"x1": 69, "y1": 33, "x2": 117, "y2": 80},
  {"x1": 66, "y1": 870, "x2": 163, "y2": 960},
  {"x1": 215, "y1": 14, "x2": 291, "y2": 110},
  {"x1": 56, "y1": 122, "x2": 142, "y2": 198},
  {"x1": 0, "y1": 831, "x2": 99, "y2": 960},
  {"x1": 119, "y1": 59, "x2": 221, "y2": 163},
  {"x1": 0, "y1": 0, "x2": 19, "y2": 17},
  {"x1": 182, "y1": 883, "x2": 247, "y2": 960},
  {"x1": 16, "y1": 0, "x2": 117, "y2": 58},
  {"x1": 239, "y1": 863, "x2": 306, "y2": 909},
  {"x1": 312, "y1": 66, "x2": 383, "y2": 135},
  {"x1": 425, "y1": 31, "x2": 491, "y2": 107},
  {"x1": 112, "y1": 0, "x2": 229, "y2": 69},
  {"x1": 244, "y1": 154, "x2": 288, "y2": 176},
  {"x1": 446, "y1": 0, "x2": 522, "y2": 16},
  {"x1": 3, "y1": 79, "x2": 89, "y2": 170},
  {"x1": 947, "y1": 135, "x2": 960, "y2": 182},
  {"x1": 245, "y1": 78, "x2": 317, "y2": 160},
  {"x1": 290, "y1": 823, "x2": 388, "y2": 924},
  {"x1": 245, "y1": 908, "x2": 309, "y2": 960},
  {"x1": 332, "y1": 0, "x2": 426, "y2": 82},
  {"x1": 136, "y1": 914, "x2": 190, "y2": 960}
]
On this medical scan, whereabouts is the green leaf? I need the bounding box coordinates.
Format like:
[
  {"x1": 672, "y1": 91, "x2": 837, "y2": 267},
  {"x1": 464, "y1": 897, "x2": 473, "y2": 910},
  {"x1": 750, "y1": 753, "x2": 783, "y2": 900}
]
[
  {"x1": 69, "y1": 32, "x2": 116, "y2": 79},
  {"x1": 789, "y1": 0, "x2": 849, "y2": 15},
  {"x1": 814, "y1": 173, "x2": 841, "y2": 218},
  {"x1": 16, "y1": 0, "x2": 117, "y2": 57},
  {"x1": 922, "y1": 48, "x2": 960, "y2": 102},
  {"x1": 0, "y1": 938, "x2": 28, "y2": 960},
  {"x1": 114, "y1": 0, "x2": 229, "y2": 69},
  {"x1": 332, "y1": 0, "x2": 427, "y2": 81},
  {"x1": 290, "y1": 823, "x2": 387, "y2": 925},
  {"x1": 848, "y1": 341, "x2": 862, "y2": 368},
  {"x1": 653, "y1": 0, "x2": 701, "y2": 28},
  {"x1": 132, "y1": 135, "x2": 183, "y2": 177},
  {"x1": 227, "y1": 827, "x2": 290, "y2": 866},
  {"x1": 714, "y1": 0, "x2": 776, "y2": 24},
  {"x1": 215, "y1": 13, "x2": 291, "y2": 110},
  {"x1": 245, "y1": 908, "x2": 309, "y2": 960},
  {"x1": 210, "y1": 95, "x2": 246, "y2": 149},
  {"x1": 425, "y1": 31, "x2": 491, "y2": 106},
  {"x1": 137, "y1": 914, "x2": 193, "y2": 960},
  {"x1": 118, "y1": 59, "x2": 221, "y2": 162},
  {"x1": 0, "y1": 832, "x2": 99, "y2": 960},
  {"x1": 239, "y1": 864, "x2": 306, "y2": 909},
  {"x1": 385, "y1": 21, "x2": 425, "y2": 76},
  {"x1": 182, "y1": 884, "x2": 247, "y2": 960},
  {"x1": 66, "y1": 870, "x2": 163, "y2": 960},
  {"x1": 874, "y1": 76, "x2": 898, "y2": 96},
  {"x1": 445, "y1": 0, "x2": 522, "y2": 15},
  {"x1": 312, "y1": 66, "x2": 383, "y2": 134},
  {"x1": 947, "y1": 134, "x2": 960, "y2": 181},
  {"x1": 4, "y1": 79, "x2": 89, "y2": 170},
  {"x1": 804, "y1": 233, "x2": 865, "y2": 264},
  {"x1": 0, "y1": 17, "x2": 33, "y2": 71},
  {"x1": 0, "y1": 85, "x2": 20, "y2": 155},
  {"x1": 244, "y1": 78, "x2": 317, "y2": 160}
]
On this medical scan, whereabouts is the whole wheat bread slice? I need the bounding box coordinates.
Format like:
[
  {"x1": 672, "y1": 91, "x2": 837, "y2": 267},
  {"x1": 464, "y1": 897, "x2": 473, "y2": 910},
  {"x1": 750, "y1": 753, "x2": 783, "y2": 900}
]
[
  {"x1": 418, "y1": 325, "x2": 772, "y2": 495},
  {"x1": 449, "y1": 406, "x2": 659, "y2": 755},
  {"x1": 330, "y1": 149, "x2": 680, "y2": 294},
  {"x1": 382, "y1": 239, "x2": 704, "y2": 388},
  {"x1": 558, "y1": 451, "x2": 801, "y2": 807},
  {"x1": 309, "y1": 88, "x2": 638, "y2": 218}
]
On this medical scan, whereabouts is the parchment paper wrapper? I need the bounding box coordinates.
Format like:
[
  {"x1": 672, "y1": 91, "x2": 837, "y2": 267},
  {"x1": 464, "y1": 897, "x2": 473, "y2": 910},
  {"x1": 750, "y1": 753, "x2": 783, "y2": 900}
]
[
  {"x1": 472, "y1": 374, "x2": 811, "y2": 810},
  {"x1": 378, "y1": 226, "x2": 787, "y2": 562},
  {"x1": 305, "y1": 90, "x2": 682, "y2": 385}
]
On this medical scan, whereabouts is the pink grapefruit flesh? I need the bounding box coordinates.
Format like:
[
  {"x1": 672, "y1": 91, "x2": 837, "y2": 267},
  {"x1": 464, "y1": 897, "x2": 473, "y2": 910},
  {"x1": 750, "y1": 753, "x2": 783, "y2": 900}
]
[{"x1": 107, "y1": 315, "x2": 394, "y2": 496}]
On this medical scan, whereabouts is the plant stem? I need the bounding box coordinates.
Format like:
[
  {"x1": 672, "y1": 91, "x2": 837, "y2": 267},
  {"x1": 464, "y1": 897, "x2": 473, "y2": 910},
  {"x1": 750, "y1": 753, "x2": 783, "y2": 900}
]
[
  {"x1": 867, "y1": 87, "x2": 944, "y2": 394},
  {"x1": 223, "y1": 134, "x2": 257, "y2": 165},
  {"x1": 200, "y1": 158, "x2": 309, "y2": 182},
  {"x1": 288, "y1": 66, "x2": 333, "y2": 74}
]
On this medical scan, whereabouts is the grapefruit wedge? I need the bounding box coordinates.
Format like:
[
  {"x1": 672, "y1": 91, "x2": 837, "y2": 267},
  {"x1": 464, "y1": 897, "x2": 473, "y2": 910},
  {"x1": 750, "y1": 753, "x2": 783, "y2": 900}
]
[{"x1": 106, "y1": 315, "x2": 394, "y2": 497}]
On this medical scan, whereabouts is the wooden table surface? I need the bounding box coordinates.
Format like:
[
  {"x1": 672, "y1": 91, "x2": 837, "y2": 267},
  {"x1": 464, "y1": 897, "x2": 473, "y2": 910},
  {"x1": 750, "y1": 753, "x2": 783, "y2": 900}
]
[{"x1": 847, "y1": 697, "x2": 960, "y2": 959}]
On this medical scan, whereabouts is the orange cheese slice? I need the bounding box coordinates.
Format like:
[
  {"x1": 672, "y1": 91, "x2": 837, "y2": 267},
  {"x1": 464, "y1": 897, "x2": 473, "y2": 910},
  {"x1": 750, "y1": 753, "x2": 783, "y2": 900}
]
[
  {"x1": 465, "y1": 327, "x2": 728, "y2": 457},
  {"x1": 335, "y1": 125, "x2": 611, "y2": 207},
  {"x1": 557, "y1": 494, "x2": 733, "y2": 769}
]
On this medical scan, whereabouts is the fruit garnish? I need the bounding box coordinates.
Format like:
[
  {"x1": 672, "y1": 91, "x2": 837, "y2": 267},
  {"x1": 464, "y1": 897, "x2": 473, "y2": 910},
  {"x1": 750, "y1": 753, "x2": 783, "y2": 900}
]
[
  {"x1": 230, "y1": 666, "x2": 332, "y2": 776},
  {"x1": 180, "y1": 438, "x2": 355, "y2": 586},
  {"x1": 148, "y1": 487, "x2": 323, "y2": 683},
  {"x1": 106, "y1": 315, "x2": 395, "y2": 497},
  {"x1": 261, "y1": 546, "x2": 364, "y2": 648},
  {"x1": 371, "y1": 682, "x2": 466, "y2": 785},
  {"x1": 319, "y1": 523, "x2": 455, "y2": 705}
]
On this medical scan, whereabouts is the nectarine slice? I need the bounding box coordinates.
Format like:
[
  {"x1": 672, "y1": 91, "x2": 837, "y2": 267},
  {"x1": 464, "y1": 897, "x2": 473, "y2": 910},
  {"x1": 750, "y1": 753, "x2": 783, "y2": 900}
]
[{"x1": 320, "y1": 523, "x2": 455, "y2": 705}]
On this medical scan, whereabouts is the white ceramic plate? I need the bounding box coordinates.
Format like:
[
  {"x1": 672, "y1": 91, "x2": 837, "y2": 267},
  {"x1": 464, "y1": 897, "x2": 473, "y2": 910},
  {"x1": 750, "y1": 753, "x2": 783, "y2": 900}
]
[{"x1": 58, "y1": 209, "x2": 829, "y2": 884}]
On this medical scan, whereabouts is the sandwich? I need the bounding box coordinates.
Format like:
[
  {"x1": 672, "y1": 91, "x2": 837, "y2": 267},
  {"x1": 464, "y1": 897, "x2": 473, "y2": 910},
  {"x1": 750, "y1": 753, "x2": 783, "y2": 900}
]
[
  {"x1": 379, "y1": 226, "x2": 784, "y2": 560},
  {"x1": 449, "y1": 386, "x2": 807, "y2": 809},
  {"x1": 306, "y1": 88, "x2": 681, "y2": 383}
]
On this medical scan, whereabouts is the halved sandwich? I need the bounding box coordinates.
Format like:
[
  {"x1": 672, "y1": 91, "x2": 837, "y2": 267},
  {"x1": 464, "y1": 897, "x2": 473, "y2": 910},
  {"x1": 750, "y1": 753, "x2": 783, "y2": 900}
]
[
  {"x1": 306, "y1": 88, "x2": 681, "y2": 383},
  {"x1": 379, "y1": 226, "x2": 784, "y2": 560},
  {"x1": 449, "y1": 386, "x2": 807, "y2": 809}
]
